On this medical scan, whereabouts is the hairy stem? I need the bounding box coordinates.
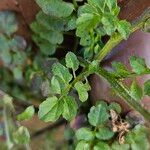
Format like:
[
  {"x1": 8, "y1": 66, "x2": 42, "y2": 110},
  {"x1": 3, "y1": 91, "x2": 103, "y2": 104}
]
[
  {"x1": 94, "y1": 22, "x2": 144, "y2": 62},
  {"x1": 56, "y1": 17, "x2": 150, "y2": 121},
  {"x1": 96, "y1": 67, "x2": 150, "y2": 121}
]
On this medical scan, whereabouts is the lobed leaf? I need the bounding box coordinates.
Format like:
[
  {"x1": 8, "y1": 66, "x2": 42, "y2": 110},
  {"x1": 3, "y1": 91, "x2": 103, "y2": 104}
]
[
  {"x1": 88, "y1": 103, "x2": 109, "y2": 126},
  {"x1": 112, "y1": 61, "x2": 129, "y2": 76},
  {"x1": 94, "y1": 141, "x2": 111, "y2": 150},
  {"x1": 62, "y1": 96, "x2": 78, "y2": 120},
  {"x1": 75, "y1": 140, "x2": 90, "y2": 150},
  {"x1": 130, "y1": 56, "x2": 149, "y2": 74},
  {"x1": 117, "y1": 20, "x2": 131, "y2": 39},
  {"x1": 65, "y1": 52, "x2": 79, "y2": 71},
  {"x1": 108, "y1": 102, "x2": 121, "y2": 114},
  {"x1": 95, "y1": 127, "x2": 114, "y2": 140},
  {"x1": 76, "y1": 127, "x2": 94, "y2": 141},
  {"x1": 74, "y1": 81, "x2": 91, "y2": 102},
  {"x1": 52, "y1": 63, "x2": 73, "y2": 83}
]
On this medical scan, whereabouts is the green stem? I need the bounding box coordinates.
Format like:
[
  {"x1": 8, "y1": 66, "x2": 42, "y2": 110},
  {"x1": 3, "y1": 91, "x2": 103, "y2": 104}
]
[
  {"x1": 72, "y1": 0, "x2": 78, "y2": 9},
  {"x1": 59, "y1": 68, "x2": 94, "y2": 100},
  {"x1": 94, "y1": 22, "x2": 144, "y2": 62},
  {"x1": 96, "y1": 67, "x2": 150, "y2": 121},
  {"x1": 57, "y1": 14, "x2": 150, "y2": 121},
  {"x1": 3, "y1": 106, "x2": 13, "y2": 149},
  {"x1": 72, "y1": 69, "x2": 76, "y2": 78},
  {"x1": 112, "y1": 71, "x2": 150, "y2": 79}
]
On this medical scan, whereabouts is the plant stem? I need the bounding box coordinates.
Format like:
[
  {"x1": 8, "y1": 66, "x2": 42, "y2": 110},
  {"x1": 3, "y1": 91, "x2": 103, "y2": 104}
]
[
  {"x1": 3, "y1": 106, "x2": 13, "y2": 149},
  {"x1": 73, "y1": 69, "x2": 76, "y2": 78},
  {"x1": 56, "y1": 13, "x2": 149, "y2": 121},
  {"x1": 96, "y1": 67, "x2": 150, "y2": 121},
  {"x1": 72, "y1": 0, "x2": 78, "y2": 9},
  {"x1": 59, "y1": 68, "x2": 94, "y2": 100},
  {"x1": 94, "y1": 22, "x2": 144, "y2": 62}
]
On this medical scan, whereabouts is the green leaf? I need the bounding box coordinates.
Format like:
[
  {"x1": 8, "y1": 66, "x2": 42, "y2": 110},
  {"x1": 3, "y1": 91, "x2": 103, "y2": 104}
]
[
  {"x1": 130, "y1": 56, "x2": 149, "y2": 74},
  {"x1": 74, "y1": 81, "x2": 91, "y2": 102},
  {"x1": 96, "y1": 127, "x2": 114, "y2": 140},
  {"x1": 17, "y1": 106, "x2": 35, "y2": 121},
  {"x1": 88, "y1": 60, "x2": 99, "y2": 72},
  {"x1": 51, "y1": 76, "x2": 68, "y2": 94},
  {"x1": 1, "y1": 49, "x2": 12, "y2": 64},
  {"x1": 125, "y1": 125, "x2": 150, "y2": 150},
  {"x1": 112, "y1": 61, "x2": 129, "y2": 76},
  {"x1": 36, "y1": 0, "x2": 74, "y2": 18},
  {"x1": 62, "y1": 96, "x2": 78, "y2": 120},
  {"x1": 94, "y1": 141, "x2": 111, "y2": 150},
  {"x1": 31, "y1": 22, "x2": 63, "y2": 44},
  {"x1": 111, "y1": 141, "x2": 130, "y2": 150},
  {"x1": 13, "y1": 126, "x2": 30, "y2": 145},
  {"x1": 65, "y1": 15, "x2": 77, "y2": 31},
  {"x1": 88, "y1": 0, "x2": 106, "y2": 12},
  {"x1": 144, "y1": 79, "x2": 150, "y2": 96},
  {"x1": 12, "y1": 51, "x2": 27, "y2": 65},
  {"x1": 65, "y1": 52, "x2": 79, "y2": 71},
  {"x1": 117, "y1": 20, "x2": 131, "y2": 39},
  {"x1": 0, "y1": 34, "x2": 9, "y2": 51},
  {"x1": 76, "y1": 127, "x2": 94, "y2": 141},
  {"x1": 0, "y1": 11, "x2": 18, "y2": 35},
  {"x1": 108, "y1": 102, "x2": 122, "y2": 114},
  {"x1": 130, "y1": 80, "x2": 143, "y2": 101},
  {"x1": 78, "y1": 4, "x2": 97, "y2": 16},
  {"x1": 51, "y1": 76, "x2": 61, "y2": 94},
  {"x1": 40, "y1": 30, "x2": 63, "y2": 45},
  {"x1": 32, "y1": 35, "x2": 56, "y2": 55},
  {"x1": 38, "y1": 96, "x2": 62, "y2": 122},
  {"x1": 36, "y1": 11, "x2": 65, "y2": 31},
  {"x1": 75, "y1": 140, "x2": 90, "y2": 150},
  {"x1": 101, "y1": 14, "x2": 117, "y2": 35},
  {"x1": 106, "y1": 0, "x2": 117, "y2": 11},
  {"x1": 76, "y1": 13, "x2": 99, "y2": 37},
  {"x1": 52, "y1": 63, "x2": 73, "y2": 83},
  {"x1": 88, "y1": 103, "x2": 109, "y2": 126}
]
